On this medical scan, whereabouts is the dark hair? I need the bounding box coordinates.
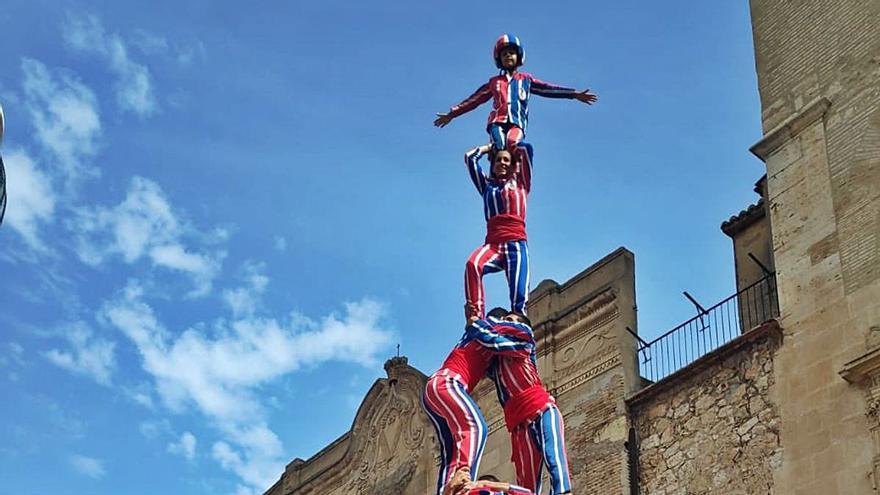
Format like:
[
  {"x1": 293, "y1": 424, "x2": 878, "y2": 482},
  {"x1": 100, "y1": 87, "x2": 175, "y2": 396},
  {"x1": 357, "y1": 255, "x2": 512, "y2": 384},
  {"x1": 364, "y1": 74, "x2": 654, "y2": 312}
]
[
  {"x1": 487, "y1": 307, "x2": 508, "y2": 319},
  {"x1": 510, "y1": 312, "x2": 532, "y2": 327},
  {"x1": 478, "y1": 474, "x2": 500, "y2": 482}
]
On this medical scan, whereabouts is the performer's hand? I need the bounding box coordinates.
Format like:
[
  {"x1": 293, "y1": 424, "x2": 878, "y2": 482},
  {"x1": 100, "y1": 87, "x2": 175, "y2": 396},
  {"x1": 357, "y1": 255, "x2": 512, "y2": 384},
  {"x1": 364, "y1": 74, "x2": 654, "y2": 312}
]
[
  {"x1": 435, "y1": 112, "x2": 454, "y2": 128},
  {"x1": 456, "y1": 481, "x2": 478, "y2": 494},
  {"x1": 474, "y1": 480, "x2": 510, "y2": 492},
  {"x1": 478, "y1": 144, "x2": 493, "y2": 154},
  {"x1": 444, "y1": 467, "x2": 472, "y2": 495},
  {"x1": 575, "y1": 89, "x2": 598, "y2": 105}
]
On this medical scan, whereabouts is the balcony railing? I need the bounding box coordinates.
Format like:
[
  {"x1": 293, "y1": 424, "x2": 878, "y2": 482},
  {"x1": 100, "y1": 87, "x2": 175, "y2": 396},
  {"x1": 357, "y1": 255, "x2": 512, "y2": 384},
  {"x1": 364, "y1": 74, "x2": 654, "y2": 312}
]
[{"x1": 631, "y1": 273, "x2": 779, "y2": 383}]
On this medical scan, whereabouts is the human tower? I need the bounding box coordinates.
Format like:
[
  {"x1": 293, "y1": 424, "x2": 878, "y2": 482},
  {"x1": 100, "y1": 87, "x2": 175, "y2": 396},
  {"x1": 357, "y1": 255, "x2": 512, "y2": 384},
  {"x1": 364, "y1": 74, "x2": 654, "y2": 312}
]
[{"x1": 422, "y1": 35, "x2": 597, "y2": 495}]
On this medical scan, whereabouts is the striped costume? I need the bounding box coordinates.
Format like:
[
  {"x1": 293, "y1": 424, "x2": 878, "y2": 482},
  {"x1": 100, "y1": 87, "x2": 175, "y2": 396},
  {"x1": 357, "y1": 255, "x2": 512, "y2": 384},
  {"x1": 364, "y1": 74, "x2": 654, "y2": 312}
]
[
  {"x1": 464, "y1": 143, "x2": 533, "y2": 319},
  {"x1": 423, "y1": 318, "x2": 535, "y2": 495},
  {"x1": 488, "y1": 322, "x2": 573, "y2": 494},
  {"x1": 447, "y1": 71, "x2": 580, "y2": 151}
]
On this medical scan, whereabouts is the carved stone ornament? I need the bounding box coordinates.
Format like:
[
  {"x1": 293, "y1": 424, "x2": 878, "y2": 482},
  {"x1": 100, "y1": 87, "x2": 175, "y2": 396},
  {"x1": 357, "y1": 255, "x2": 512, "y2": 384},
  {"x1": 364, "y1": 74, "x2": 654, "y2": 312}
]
[
  {"x1": 868, "y1": 398, "x2": 880, "y2": 422},
  {"x1": 282, "y1": 359, "x2": 429, "y2": 495}
]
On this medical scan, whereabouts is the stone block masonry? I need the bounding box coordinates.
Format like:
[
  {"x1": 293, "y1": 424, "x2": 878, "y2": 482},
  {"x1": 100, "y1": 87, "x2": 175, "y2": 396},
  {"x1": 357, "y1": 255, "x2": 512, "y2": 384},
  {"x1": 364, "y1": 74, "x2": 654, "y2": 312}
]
[{"x1": 628, "y1": 321, "x2": 783, "y2": 495}]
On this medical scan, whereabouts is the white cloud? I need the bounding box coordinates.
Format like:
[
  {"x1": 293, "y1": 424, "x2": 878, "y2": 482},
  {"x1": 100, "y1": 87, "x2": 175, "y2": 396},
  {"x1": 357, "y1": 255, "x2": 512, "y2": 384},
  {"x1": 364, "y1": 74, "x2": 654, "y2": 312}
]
[
  {"x1": 70, "y1": 455, "x2": 106, "y2": 479},
  {"x1": 130, "y1": 29, "x2": 169, "y2": 55},
  {"x1": 175, "y1": 40, "x2": 207, "y2": 66},
  {"x1": 0, "y1": 342, "x2": 26, "y2": 369},
  {"x1": 2, "y1": 148, "x2": 56, "y2": 251},
  {"x1": 130, "y1": 28, "x2": 206, "y2": 66},
  {"x1": 223, "y1": 262, "x2": 269, "y2": 317},
  {"x1": 273, "y1": 236, "x2": 287, "y2": 252},
  {"x1": 139, "y1": 419, "x2": 172, "y2": 440},
  {"x1": 21, "y1": 58, "x2": 101, "y2": 186},
  {"x1": 72, "y1": 176, "x2": 223, "y2": 295},
  {"x1": 63, "y1": 14, "x2": 157, "y2": 116},
  {"x1": 125, "y1": 385, "x2": 155, "y2": 409},
  {"x1": 44, "y1": 322, "x2": 116, "y2": 385},
  {"x1": 168, "y1": 431, "x2": 197, "y2": 460},
  {"x1": 102, "y1": 280, "x2": 393, "y2": 491}
]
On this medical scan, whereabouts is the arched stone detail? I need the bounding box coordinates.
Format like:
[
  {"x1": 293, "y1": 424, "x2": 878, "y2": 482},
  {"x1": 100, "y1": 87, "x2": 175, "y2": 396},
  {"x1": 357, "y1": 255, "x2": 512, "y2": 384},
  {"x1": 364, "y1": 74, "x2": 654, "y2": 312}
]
[{"x1": 277, "y1": 358, "x2": 433, "y2": 495}]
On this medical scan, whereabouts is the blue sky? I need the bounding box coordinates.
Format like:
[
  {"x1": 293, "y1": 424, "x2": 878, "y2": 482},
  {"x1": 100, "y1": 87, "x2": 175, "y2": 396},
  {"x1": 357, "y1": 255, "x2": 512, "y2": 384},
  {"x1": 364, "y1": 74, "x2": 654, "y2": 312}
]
[{"x1": 0, "y1": 2, "x2": 763, "y2": 494}]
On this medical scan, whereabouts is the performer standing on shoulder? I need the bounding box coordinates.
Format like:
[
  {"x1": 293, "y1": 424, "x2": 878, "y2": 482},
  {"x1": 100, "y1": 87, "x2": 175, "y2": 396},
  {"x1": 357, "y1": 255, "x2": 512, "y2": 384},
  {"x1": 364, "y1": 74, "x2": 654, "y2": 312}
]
[{"x1": 463, "y1": 143, "x2": 533, "y2": 322}]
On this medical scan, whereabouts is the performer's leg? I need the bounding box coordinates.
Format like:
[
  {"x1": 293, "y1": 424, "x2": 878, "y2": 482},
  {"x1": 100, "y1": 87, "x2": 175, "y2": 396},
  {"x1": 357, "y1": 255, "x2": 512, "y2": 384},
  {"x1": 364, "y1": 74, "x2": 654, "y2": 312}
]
[
  {"x1": 510, "y1": 424, "x2": 545, "y2": 494},
  {"x1": 530, "y1": 404, "x2": 573, "y2": 494},
  {"x1": 502, "y1": 240, "x2": 531, "y2": 316},
  {"x1": 505, "y1": 125, "x2": 524, "y2": 151},
  {"x1": 465, "y1": 244, "x2": 503, "y2": 319},
  {"x1": 489, "y1": 124, "x2": 507, "y2": 152},
  {"x1": 422, "y1": 383, "x2": 456, "y2": 495},
  {"x1": 423, "y1": 373, "x2": 489, "y2": 493}
]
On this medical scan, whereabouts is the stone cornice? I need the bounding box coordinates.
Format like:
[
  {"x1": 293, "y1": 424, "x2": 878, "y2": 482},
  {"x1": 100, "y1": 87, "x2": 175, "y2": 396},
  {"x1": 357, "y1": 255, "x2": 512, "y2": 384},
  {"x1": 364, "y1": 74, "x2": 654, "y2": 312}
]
[
  {"x1": 840, "y1": 346, "x2": 880, "y2": 384},
  {"x1": 750, "y1": 97, "x2": 832, "y2": 160}
]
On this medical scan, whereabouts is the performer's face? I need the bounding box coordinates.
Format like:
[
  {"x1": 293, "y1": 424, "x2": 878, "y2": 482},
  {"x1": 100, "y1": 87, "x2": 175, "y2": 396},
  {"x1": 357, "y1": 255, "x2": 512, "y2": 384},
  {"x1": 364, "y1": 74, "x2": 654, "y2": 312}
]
[
  {"x1": 504, "y1": 313, "x2": 527, "y2": 324},
  {"x1": 500, "y1": 46, "x2": 519, "y2": 69},
  {"x1": 491, "y1": 150, "x2": 513, "y2": 179}
]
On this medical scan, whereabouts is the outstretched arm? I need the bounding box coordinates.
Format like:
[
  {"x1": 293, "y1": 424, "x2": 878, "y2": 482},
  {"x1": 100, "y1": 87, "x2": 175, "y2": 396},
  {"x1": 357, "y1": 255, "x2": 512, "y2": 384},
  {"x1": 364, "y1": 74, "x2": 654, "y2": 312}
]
[
  {"x1": 531, "y1": 77, "x2": 598, "y2": 104},
  {"x1": 465, "y1": 144, "x2": 492, "y2": 194},
  {"x1": 435, "y1": 82, "x2": 492, "y2": 127}
]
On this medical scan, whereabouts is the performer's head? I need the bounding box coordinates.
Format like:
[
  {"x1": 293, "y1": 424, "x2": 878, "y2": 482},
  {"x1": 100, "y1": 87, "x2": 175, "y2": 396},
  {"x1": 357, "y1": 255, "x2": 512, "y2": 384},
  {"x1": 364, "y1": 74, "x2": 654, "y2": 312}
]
[
  {"x1": 478, "y1": 474, "x2": 500, "y2": 482},
  {"x1": 504, "y1": 311, "x2": 532, "y2": 327},
  {"x1": 493, "y1": 34, "x2": 525, "y2": 70},
  {"x1": 489, "y1": 148, "x2": 513, "y2": 180},
  {"x1": 487, "y1": 307, "x2": 508, "y2": 319}
]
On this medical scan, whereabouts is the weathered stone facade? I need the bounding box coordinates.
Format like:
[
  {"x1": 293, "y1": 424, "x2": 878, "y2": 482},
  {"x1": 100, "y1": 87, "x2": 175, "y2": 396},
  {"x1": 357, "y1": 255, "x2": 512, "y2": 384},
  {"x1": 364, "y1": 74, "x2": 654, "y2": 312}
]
[
  {"x1": 265, "y1": 358, "x2": 437, "y2": 495},
  {"x1": 629, "y1": 322, "x2": 783, "y2": 495},
  {"x1": 748, "y1": 0, "x2": 880, "y2": 492}
]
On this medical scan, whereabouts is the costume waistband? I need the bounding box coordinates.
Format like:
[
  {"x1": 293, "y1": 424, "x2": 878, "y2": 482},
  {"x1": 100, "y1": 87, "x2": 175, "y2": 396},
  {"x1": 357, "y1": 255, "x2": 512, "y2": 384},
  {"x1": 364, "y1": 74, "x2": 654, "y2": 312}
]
[
  {"x1": 486, "y1": 214, "x2": 527, "y2": 244},
  {"x1": 503, "y1": 384, "x2": 553, "y2": 431}
]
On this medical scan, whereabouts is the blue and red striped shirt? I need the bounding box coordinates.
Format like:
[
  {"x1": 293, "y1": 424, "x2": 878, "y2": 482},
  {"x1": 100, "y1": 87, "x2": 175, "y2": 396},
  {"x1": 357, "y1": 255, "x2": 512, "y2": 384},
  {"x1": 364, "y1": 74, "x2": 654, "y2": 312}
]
[
  {"x1": 436, "y1": 317, "x2": 536, "y2": 392},
  {"x1": 449, "y1": 72, "x2": 579, "y2": 132},
  {"x1": 466, "y1": 143, "x2": 534, "y2": 244},
  {"x1": 486, "y1": 321, "x2": 554, "y2": 431}
]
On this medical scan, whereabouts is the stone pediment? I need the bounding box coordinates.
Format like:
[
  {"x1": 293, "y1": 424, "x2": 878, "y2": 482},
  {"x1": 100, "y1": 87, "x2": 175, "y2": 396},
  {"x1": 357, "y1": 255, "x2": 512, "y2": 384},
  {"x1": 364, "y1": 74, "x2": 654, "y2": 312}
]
[{"x1": 267, "y1": 357, "x2": 435, "y2": 495}]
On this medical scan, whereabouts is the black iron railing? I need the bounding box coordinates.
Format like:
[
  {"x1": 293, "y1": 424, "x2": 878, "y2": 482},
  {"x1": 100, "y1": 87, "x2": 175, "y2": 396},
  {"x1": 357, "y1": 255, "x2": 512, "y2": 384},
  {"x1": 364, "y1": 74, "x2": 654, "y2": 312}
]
[{"x1": 631, "y1": 273, "x2": 779, "y2": 383}]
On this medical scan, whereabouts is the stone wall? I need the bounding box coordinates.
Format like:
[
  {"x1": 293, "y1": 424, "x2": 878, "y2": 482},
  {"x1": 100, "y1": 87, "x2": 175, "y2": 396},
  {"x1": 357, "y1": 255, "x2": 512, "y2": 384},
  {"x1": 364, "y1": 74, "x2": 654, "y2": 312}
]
[
  {"x1": 628, "y1": 322, "x2": 783, "y2": 495},
  {"x1": 749, "y1": 0, "x2": 880, "y2": 491}
]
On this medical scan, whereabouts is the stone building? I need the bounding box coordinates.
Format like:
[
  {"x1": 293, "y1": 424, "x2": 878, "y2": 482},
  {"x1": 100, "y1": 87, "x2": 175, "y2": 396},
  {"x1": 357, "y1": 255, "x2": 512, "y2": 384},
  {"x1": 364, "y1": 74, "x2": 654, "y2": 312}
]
[{"x1": 264, "y1": 1, "x2": 880, "y2": 493}]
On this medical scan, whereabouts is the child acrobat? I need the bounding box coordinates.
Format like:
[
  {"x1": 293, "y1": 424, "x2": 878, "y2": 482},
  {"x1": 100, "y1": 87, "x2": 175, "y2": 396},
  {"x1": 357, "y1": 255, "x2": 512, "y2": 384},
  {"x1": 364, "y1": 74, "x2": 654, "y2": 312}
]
[
  {"x1": 463, "y1": 142, "x2": 533, "y2": 322},
  {"x1": 434, "y1": 34, "x2": 597, "y2": 152}
]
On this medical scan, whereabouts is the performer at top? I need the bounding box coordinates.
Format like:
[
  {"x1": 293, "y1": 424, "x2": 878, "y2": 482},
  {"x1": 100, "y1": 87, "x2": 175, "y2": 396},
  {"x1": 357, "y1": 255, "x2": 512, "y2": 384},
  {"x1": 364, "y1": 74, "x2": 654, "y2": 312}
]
[
  {"x1": 434, "y1": 34, "x2": 597, "y2": 152},
  {"x1": 463, "y1": 142, "x2": 532, "y2": 322}
]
